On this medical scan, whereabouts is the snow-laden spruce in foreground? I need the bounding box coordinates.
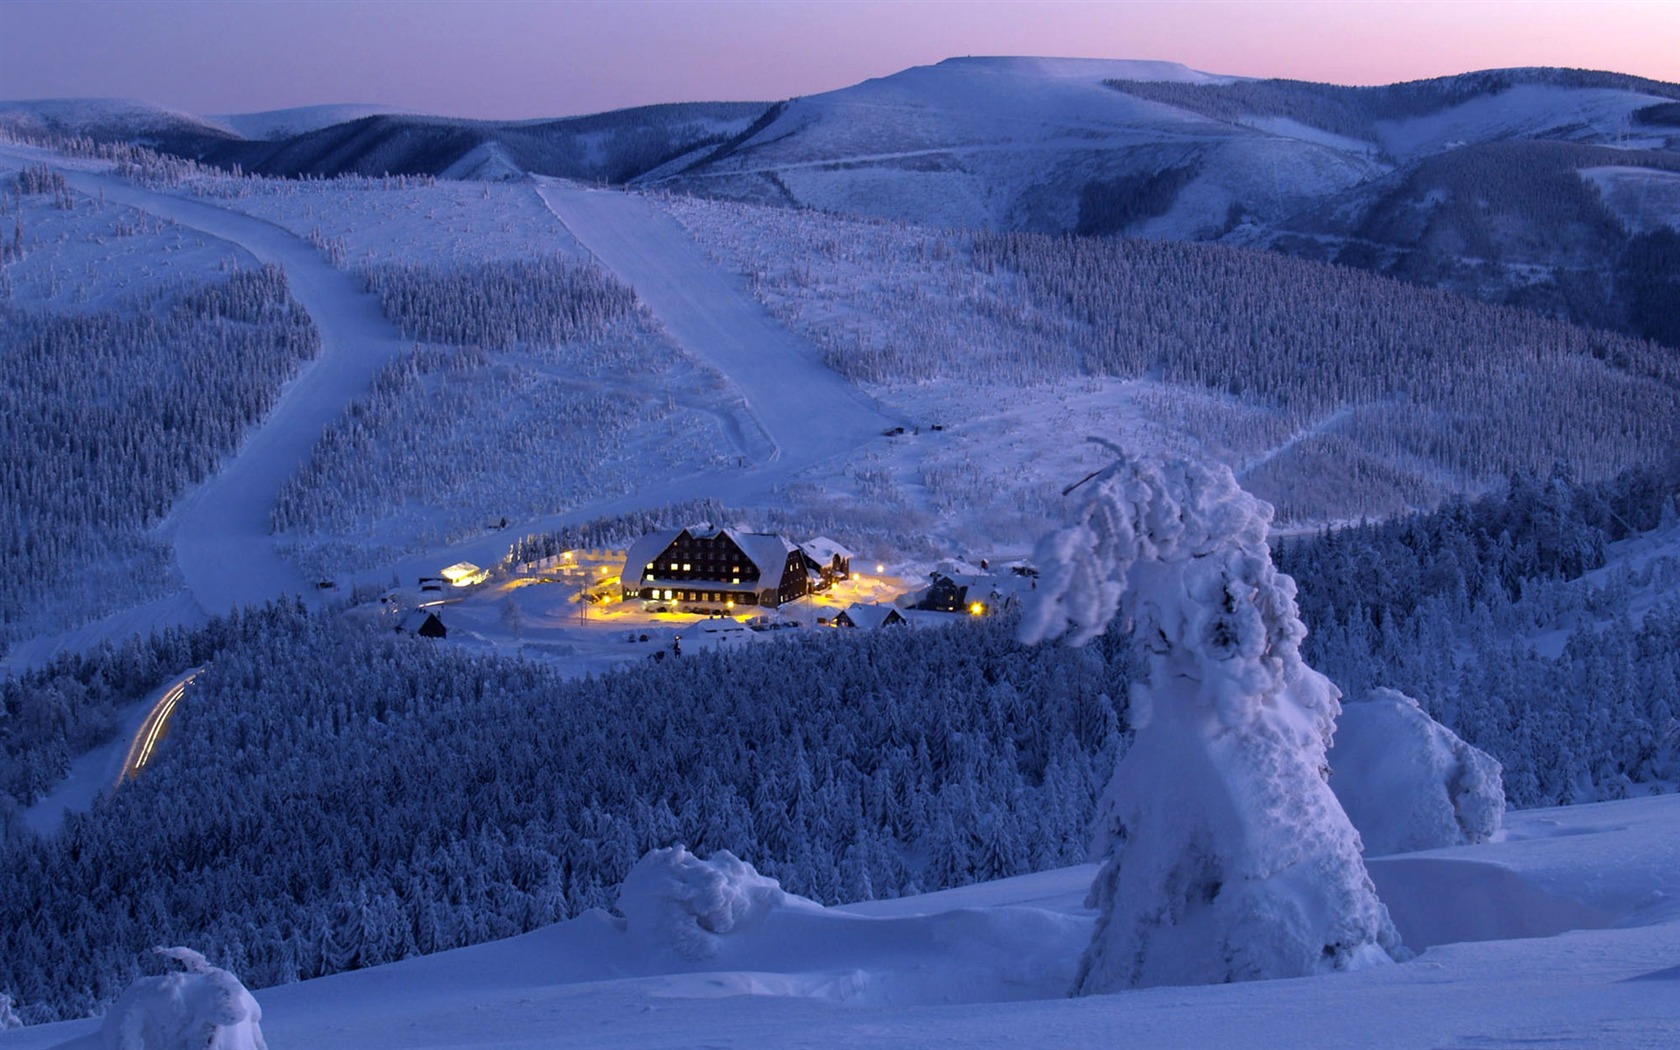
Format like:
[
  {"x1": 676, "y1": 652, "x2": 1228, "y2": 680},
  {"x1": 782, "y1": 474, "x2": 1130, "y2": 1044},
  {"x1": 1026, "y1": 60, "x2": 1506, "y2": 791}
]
[
  {"x1": 60, "y1": 948, "x2": 265, "y2": 1050},
  {"x1": 1022, "y1": 448, "x2": 1406, "y2": 992}
]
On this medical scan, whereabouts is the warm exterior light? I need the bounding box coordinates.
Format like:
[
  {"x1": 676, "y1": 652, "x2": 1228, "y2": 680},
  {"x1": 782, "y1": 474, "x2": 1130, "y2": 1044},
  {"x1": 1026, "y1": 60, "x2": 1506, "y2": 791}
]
[
  {"x1": 970, "y1": 602, "x2": 985, "y2": 616},
  {"x1": 876, "y1": 564, "x2": 885, "y2": 574},
  {"x1": 440, "y1": 562, "x2": 488, "y2": 587}
]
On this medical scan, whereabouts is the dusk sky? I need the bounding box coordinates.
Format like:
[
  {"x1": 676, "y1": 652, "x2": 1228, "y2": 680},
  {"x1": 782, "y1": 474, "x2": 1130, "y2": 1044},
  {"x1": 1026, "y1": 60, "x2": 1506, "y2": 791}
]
[{"x1": 3, "y1": 0, "x2": 1678, "y2": 120}]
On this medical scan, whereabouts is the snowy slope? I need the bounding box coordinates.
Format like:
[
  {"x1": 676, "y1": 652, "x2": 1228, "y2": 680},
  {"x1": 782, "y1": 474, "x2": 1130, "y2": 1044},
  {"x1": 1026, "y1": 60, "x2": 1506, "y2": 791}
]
[
  {"x1": 536, "y1": 178, "x2": 898, "y2": 466},
  {"x1": 0, "y1": 142, "x2": 415, "y2": 619},
  {"x1": 1373, "y1": 84, "x2": 1673, "y2": 160},
  {"x1": 653, "y1": 56, "x2": 1382, "y2": 233},
  {"x1": 0, "y1": 98, "x2": 238, "y2": 144},
  {"x1": 6, "y1": 797, "x2": 1678, "y2": 1049},
  {"x1": 213, "y1": 104, "x2": 417, "y2": 141}
]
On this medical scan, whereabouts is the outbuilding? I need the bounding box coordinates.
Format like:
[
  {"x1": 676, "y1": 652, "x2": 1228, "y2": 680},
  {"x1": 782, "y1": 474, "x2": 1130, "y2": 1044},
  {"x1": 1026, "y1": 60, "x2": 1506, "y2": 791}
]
[
  {"x1": 833, "y1": 603, "x2": 908, "y2": 630},
  {"x1": 397, "y1": 610, "x2": 448, "y2": 639}
]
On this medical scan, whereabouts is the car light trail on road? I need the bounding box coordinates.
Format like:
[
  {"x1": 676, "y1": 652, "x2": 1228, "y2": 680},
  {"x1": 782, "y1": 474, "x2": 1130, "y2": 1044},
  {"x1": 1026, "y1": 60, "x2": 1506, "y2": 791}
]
[{"x1": 117, "y1": 669, "x2": 201, "y2": 785}]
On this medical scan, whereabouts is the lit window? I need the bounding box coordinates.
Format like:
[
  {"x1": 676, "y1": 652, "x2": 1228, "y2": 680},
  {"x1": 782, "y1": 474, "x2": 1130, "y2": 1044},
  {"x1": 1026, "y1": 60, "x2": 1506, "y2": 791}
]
[
  {"x1": 670, "y1": 562, "x2": 679, "y2": 571},
  {"x1": 683, "y1": 563, "x2": 691, "y2": 571},
  {"x1": 664, "y1": 590, "x2": 672, "y2": 600},
  {"x1": 732, "y1": 577, "x2": 740, "y2": 584}
]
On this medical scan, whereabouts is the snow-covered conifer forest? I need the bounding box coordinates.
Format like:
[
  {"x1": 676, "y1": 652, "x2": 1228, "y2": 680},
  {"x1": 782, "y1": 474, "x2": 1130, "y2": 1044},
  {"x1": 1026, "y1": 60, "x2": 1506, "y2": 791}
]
[{"x1": 2, "y1": 55, "x2": 1680, "y2": 1047}]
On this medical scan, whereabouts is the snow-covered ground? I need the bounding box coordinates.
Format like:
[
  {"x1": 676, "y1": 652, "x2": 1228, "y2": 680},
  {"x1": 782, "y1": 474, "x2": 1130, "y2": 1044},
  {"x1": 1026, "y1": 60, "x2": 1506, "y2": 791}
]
[
  {"x1": 536, "y1": 178, "x2": 900, "y2": 467},
  {"x1": 213, "y1": 104, "x2": 417, "y2": 141},
  {"x1": 4, "y1": 66, "x2": 1680, "y2": 1048},
  {"x1": 6, "y1": 796, "x2": 1677, "y2": 1050},
  {"x1": 1582, "y1": 165, "x2": 1680, "y2": 233},
  {"x1": 652, "y1": 55, "x2": 1382, "y2": 234},
  {"x1": 190, "y1": 173, "x2": 592, "y2": 266}
]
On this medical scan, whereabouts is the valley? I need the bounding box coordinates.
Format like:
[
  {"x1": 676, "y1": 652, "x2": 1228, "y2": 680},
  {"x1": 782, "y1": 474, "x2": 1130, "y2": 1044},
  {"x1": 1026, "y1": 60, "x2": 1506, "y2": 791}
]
[{"x1": 2, "y1": 48, "x2": 1679, "y2": 1049}]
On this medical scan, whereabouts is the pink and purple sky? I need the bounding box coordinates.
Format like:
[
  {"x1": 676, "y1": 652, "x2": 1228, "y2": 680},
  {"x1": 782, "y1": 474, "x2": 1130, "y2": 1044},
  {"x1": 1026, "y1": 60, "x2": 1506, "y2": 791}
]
[{"x1": 2, "y1": 0, "x2": 1677, "y2": 120}]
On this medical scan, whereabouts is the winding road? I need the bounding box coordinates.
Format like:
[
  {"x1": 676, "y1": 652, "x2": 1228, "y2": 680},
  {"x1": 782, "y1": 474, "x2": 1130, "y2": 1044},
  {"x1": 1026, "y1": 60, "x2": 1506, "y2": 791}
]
[{"x1": 118, "y1": 667, "x2": 202, "y2": 783}]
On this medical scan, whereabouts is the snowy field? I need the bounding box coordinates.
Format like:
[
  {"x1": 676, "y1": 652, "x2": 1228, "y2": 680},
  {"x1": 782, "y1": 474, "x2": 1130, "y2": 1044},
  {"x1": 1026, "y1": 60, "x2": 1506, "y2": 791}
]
[
  {"x1": 5, "y1": 796, "x2": 1678, "y2": 1050},
  {"x1": 186, "y1": 172, "x2": 592, "y2": 267}
]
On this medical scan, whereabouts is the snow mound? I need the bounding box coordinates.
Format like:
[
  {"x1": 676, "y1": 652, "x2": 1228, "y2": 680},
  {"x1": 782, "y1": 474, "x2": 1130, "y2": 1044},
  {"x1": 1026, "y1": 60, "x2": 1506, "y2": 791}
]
[
  {"x1": 617, "y1": 847, "x2": 797, "y2": 960},
  {"x1": 1332, "y1": 688, "x2": 1505, "y2": 856},
  {"x1": 92, "y1": 947, "x2": 265, "y2": 1050},
  {"x1": 1368, "y1": 856, "x2": 1613, "y2": 950}
]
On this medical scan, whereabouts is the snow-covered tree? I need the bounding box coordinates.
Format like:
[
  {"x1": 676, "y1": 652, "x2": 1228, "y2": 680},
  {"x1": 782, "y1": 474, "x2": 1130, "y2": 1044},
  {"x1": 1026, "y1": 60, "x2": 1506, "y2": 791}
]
[
  {"x1": 96, "y1": 947, "x2": 266, "y2": 1050},
  {"x1": 617, "y1": 846, "x2": 804, "y2": 961},
  {"x1": 1021, "y1": 448, "x2": 1406, "y2": 992},
  {"x1": 1329, "y1": 688, "x2": 1504, "y2": 855}
]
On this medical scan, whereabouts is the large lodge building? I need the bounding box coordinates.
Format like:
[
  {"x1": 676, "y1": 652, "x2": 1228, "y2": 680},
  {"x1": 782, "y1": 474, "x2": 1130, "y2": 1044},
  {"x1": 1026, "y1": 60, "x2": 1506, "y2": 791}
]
[{"x1": 623, "y1": 526, "x2": 852, "y2": 613}]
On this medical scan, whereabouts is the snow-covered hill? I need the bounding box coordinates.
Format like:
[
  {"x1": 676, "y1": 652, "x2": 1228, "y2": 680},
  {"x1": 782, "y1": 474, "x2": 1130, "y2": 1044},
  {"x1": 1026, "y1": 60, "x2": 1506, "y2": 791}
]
[
  {"x1": 5, "y1": 796, "x2": 1678, "y2": 1049},
  {"x1": 648, "y1": 55, "x2": 1382, "y2": 236},
  {"x1": 213, "y1": 104, "x2": 418, "y2": 141},
  {"x1": 641, "y1": 60, "x2": 1680, "y2": 344},
  {"x1": 4, "y1": 65, "x2": 1680, "y2": 1046},
  {"x1": 12, "y1": 61, "x2": 1677, "y2": 343},
  {"x1": 0, "y1": 98, "x2": 239, "y2": 145}
]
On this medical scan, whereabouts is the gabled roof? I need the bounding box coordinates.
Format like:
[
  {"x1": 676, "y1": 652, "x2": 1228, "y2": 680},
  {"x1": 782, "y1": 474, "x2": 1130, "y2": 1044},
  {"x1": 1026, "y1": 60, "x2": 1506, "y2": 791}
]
[
  {"x1": 801, "y1": 536, "x2": 855, "y2": 564},
  {"x1": 838, "y1": 603, "x2": 906, "y2": 629},
  {"x1": 623, "y1": 528, "x2": 687, "y2": 587},
  {"x1": 624, "y1": 526, "x2": 799, "y2": 589},
  {"x1": 730, "y1": 531, "x2": 798, "y2": 581},
  {"x1": 398, "y1": 610, "x2": 446, "y2": 636}
]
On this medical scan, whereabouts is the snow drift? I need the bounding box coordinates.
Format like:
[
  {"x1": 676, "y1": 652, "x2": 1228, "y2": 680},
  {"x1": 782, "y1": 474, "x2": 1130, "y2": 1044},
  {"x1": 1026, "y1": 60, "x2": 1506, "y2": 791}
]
[
  {"x1": 1331, "y1": 687, "x2": 1505, "y2": 856},
  {"x1": 62, "y1": 947, "x2": 265, "y2": 1050},
  {"x1": 617, "y1": 847, "x2": 804, "y2": 960}
]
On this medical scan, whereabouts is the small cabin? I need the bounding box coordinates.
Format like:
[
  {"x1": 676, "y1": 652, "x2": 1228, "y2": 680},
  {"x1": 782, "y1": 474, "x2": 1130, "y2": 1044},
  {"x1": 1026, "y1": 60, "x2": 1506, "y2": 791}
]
[
  {"x1": 833, "y1": 603, "x2": 908, "y2": 630},
  {"x1": 918, "y1": 572, "x2": 972, "y2": 613},
  {"x1": 440, "y1": 562, "x2": 489, "y2": 588},
  {"x1": 397, "y1": 610, "x2": 447, "y2": 639}
]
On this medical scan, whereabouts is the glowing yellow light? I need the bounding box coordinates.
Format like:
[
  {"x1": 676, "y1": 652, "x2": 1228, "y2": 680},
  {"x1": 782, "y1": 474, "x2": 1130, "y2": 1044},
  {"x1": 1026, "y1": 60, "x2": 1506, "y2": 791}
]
[
  {"x1": 441, "y1": 562, "x2": 488, "y2": 587},
  {"x1": 876, "y1": 564, "x2": 885, "y2": 574},
  {"x1": 969, "y1": 602, "x2": 985, "y2": 616}
]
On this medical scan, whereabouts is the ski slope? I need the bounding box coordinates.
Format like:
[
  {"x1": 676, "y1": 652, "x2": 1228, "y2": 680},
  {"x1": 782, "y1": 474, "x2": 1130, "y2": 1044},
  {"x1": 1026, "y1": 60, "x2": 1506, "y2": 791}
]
[
  {"x1": 7, "y1": 795, "x2": 1679, "y2": 1050},
  {"x1": 0, "y1": 144, "x2": 415, "y2": 618},
  {"x1": 536, "y1": 178, "x2": 901, "y2": 466}
]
